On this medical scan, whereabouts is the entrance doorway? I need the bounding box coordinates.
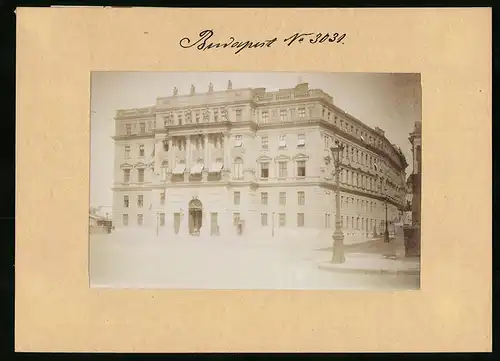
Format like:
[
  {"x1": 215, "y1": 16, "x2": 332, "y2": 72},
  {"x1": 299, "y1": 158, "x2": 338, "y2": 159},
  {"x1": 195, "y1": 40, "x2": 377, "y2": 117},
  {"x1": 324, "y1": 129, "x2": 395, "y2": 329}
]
[{"x1": 188, "y1": 199, "x2": 203, "y2": 236}]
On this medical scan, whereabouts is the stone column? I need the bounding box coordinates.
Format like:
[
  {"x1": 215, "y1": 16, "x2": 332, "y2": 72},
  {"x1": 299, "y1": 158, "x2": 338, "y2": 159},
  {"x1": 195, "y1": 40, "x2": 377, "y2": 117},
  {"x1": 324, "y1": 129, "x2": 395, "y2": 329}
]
[
  {"x1": 154, "y1": 139, "x2": 161, "y2": 174},
  {"x1": 184, "y1": 135, "x2": 191, "y2": 182},
  {"x1": 202, "y1": 133, "x2": 209, "y2": 181},
  {"x1": 168, "y1": 137, "x2": 174, "y2": 174},
  {"x1": 222, "y1": 132, "x2": 230, "y2": 180}
]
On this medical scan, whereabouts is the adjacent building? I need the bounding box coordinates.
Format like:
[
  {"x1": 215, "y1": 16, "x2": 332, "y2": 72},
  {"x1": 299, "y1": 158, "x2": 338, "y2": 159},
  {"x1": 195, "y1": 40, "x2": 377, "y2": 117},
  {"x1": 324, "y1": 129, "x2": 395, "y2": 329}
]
[
  {"x1": 408, "y1": 121, "x2": 422, "y2": 225},
  {"x1": 111, "y1": 81, "x2": 408, "y2": 239}
]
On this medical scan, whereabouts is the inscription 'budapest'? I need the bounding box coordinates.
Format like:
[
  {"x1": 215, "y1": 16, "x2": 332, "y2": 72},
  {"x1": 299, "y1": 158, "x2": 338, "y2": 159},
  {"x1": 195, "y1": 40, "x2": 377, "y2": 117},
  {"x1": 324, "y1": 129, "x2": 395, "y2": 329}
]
[{"x1": 179, "y1": 29, "x2": 278, "y2": 55}]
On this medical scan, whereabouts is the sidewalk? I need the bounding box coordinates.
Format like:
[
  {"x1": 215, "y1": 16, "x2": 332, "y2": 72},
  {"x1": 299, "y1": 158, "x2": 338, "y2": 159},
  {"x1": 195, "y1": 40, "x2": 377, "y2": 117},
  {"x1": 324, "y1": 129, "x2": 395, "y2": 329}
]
[
  {"x1": 318, "y1": 254, "x2": 420, "y2": 275},
  {"x1": 317, "y1": 227, "x2": 420, "y2": 276}
]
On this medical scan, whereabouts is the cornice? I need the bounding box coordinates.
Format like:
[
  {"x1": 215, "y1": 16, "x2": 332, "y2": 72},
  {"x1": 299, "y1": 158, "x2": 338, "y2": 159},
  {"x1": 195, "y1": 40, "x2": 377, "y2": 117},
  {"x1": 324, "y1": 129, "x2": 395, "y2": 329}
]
[{"x1": 112, "y1": 133, "x2": 154, "y2": 141}]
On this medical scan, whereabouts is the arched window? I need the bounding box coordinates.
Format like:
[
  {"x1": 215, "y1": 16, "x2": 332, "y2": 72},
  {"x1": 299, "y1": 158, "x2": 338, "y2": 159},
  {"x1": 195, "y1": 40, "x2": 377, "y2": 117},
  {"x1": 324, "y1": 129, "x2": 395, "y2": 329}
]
[{"x1": 233, "y1": 157, "x2": 243, "y2": 179}]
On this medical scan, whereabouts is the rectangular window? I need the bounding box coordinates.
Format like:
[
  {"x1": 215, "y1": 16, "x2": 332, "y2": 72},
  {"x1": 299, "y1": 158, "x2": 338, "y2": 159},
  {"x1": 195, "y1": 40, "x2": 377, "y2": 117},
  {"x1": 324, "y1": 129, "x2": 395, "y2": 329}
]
[
  {"x1": 123, "y1": 169, "x2": 131, "y2": 183},
  {"x1": 279, "y1": 213, "x2": 286, "y2": 227},
  {"x1": 261, "y1": 136, "x2": 268, "y2": 149},
  {"x1": 137, "y1": 195, "x2": 144, "y2": 208},
  {"x1": 159, "y1": 213, "x2": 165, "y2": 226},
  {"x1": 234, "y1": 135, "x2": 243, "y2": 147},
  {"x1": 261, "y1": 163, "x2": 269, "y2": 178},
  {"x1": 279, "y1": 192, "x2": 287, "y2": 206},
  {"x1": 297, "y1": 133, "x2": 306, "y2": 147},
  {"x1": 261, "y1": 192, "x2": 268, "y2": 205},
  {"x1": 280, "y1": 109, "x2": 287, "y2": 121},
  {"x1": 278, "y1": 162, "x2": 288, "y2": 178},
  {"x1": 124, "y1": 145, "x2": 130, "y2": 158},
  {"x1": 137, "y1": 214, "x2": 143, "y2": 226},
  {"x1": 325, "y1": 213, "x2": 330, "y2": 228},
  {"x1": 140, "y1": 122, "x2": 146, "y2": 133},
  {"x1": 160, "y1": 192, "x2": 165, "y2": 205},
  {"x1": 125, "y1": 124, "x2": 132, "y2": 135},
  {"x1": 234, "y1": 191, "x2": 241, "y2": 205},
  {"x1": 124, "y1": 195, "x2": 129, "y2": 208},
  {"x1": 139, "y1": 144, "x2": 145, "y2": 157},
  {"x1": 235, "y1": 109, "x2": 242, "y2": 121},
  {"x1": 278, "y1": 134, "x2": 287, "y2": 148},
  {"x1": 261, "y1": 213, "x2": 268, "y2": 226},
  {"x1": 196, "y1": 113, "x2": 200, "y2": 123},
  {"x1": 262, "y1": 111, "x2": 269, "y2": 124},
  {"x1": 297, "y1": 191, "x2": 305, "y2": 205},
  {"x1": 233, "y1": 160, "x2": 243, "y2": 179},
  {"x1": 297, "y1": 213, "x2": 305, "y2": 227},
  {"x1": 233, "y1": 212, "x2": 240, "y2": 226},
  {"x1": 122, "y1": 214, "x2": 128, "y2": 226},
  {"x1": 213, "y1": 109, "x2": 218, "y2": 122},
  {"x1": 298, "y1": 108, "x2": 306, "y2": 118},
  {"x1": 297, "y1": 161, "x2": 306, "y2": 177},
  {"x1": 138, "y1": 169, "x2": 145, "y2": 182}
]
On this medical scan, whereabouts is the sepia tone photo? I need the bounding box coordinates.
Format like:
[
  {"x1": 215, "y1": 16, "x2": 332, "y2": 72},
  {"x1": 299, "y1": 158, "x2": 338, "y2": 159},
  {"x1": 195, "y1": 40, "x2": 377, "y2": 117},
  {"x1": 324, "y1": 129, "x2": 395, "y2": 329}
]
[{"x1": 89, "y1": 72, "x2": 422, "y2": 290}]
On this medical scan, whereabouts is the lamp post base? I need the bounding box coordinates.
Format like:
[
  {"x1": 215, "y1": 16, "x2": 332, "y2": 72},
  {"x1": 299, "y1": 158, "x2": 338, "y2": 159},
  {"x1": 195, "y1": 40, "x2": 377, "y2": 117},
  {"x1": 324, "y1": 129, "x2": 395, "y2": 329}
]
[
  {"x1": 384, "y1": 229, "x2": 390, "y2": 243},
  {"x1": 331, "y1": 231, "x2": 346, "y2": 264}
]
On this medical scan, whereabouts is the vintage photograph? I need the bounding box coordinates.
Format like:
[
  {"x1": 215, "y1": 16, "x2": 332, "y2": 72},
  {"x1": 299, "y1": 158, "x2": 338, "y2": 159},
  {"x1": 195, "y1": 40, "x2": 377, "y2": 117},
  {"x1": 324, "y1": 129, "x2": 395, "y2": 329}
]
[{"x1": 89, "y1": 72, "x2": 422, "y2": 290}]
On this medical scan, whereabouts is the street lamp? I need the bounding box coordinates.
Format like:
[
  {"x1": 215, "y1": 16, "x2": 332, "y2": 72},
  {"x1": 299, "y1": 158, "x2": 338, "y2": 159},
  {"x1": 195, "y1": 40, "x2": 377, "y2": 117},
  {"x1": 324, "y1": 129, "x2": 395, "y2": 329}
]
[
  {"x1": 330, "y1": 141, "x2": 345, "y2": 264},
  {"x1": 272, "y1": 211, "x2": 275, "y2": 237},
  {"x1": 384, "y1": 193, "x2": 390, "y2": 243},
  {"x1": 378, "y1": 176, "x2": 390, "y2": 243},
  {"x1": 156, "y1": 212, "x2": 159, "y2": 237}
]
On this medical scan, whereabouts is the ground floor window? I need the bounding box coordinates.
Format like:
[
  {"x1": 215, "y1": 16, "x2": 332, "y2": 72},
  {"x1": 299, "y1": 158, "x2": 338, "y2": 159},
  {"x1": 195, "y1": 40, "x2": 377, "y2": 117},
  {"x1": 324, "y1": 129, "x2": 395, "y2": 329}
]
[
  {"x1": 233, "y1": 212, "x2": 240, "y2": 226},
  {"x1": 261, "y1": 213, "x2": 268, "y2": 226},
  {"x1": 279, "y1": 213, "x2": 286, "y2": 227},
  {"x1": 137, "y1": 214, "x2": 143, "y2": 226},
  {"x1": 159, "y1": 213, "x2": 165, "y2": 226},
  {"x1": 122, "y1": 214, "x2": 128, "y2": 226},
  {"x1": 297, "y1": 213, "x2": 305, "y2": 227}
]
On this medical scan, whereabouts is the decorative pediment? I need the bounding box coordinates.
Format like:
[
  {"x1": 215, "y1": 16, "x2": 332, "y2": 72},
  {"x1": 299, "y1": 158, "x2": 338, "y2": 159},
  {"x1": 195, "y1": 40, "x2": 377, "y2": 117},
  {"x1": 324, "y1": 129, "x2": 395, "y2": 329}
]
[
  {"x1": 120, "y1": 163, "x2": 133, "y2": 169},
  {"x1": 161, "y1": 160, "x2": 169, "y2": 167},
  {"x1": 256, "y1": 155, "x2": 273, "y2": 163},
  {"x1": 293, "y1": 153, "x2": 310, "y2": 161},
  {"x1": 274, "y1": 154, "x2": 290, "y2": 162},
  {"x1": 135, "y1": 162, "x2": 147, "y2": 169}
]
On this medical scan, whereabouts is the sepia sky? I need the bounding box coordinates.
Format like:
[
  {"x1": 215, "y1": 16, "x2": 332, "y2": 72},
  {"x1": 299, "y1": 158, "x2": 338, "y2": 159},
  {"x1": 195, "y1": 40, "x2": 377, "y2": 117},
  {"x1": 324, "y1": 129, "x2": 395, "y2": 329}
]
[{"x1": 90, "y1": 72, "x2": 422, "y2": 207}]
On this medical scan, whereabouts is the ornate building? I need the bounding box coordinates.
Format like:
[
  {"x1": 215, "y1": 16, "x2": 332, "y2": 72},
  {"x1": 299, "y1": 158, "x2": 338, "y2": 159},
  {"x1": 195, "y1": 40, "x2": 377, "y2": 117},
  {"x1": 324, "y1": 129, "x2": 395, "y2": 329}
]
[{"x1": 111, "y1": 81, "x2": 408, "y2": 239}]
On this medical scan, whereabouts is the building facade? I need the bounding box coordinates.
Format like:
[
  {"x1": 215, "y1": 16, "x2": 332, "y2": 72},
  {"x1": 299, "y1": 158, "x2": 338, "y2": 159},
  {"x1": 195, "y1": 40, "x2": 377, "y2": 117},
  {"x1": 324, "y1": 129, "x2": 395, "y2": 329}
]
[{"x1": 111, "y1": 81, "x2": 408, "y2": 239}]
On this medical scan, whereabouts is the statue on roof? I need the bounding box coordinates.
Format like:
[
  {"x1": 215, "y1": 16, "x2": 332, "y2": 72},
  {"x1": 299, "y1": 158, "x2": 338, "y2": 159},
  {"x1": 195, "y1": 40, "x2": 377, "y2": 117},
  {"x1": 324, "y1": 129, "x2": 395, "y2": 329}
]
[
  {"x1": 208, "y1": 82, "x2": 214, "y2": 93},
  {"x1": 227, "y1": 80, "x2": 232, "y2": 90},
  {"x1": 190, "y1": 84, "x2": 195, "y2": 95},
  {"x1": 173, "y1": 86, "x2": 178, "y2": 96}
]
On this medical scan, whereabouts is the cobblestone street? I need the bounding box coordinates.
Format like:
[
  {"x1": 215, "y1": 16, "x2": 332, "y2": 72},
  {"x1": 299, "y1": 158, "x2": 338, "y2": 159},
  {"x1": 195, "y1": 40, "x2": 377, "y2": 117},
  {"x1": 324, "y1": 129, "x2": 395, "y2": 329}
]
[{"x1": 90, "y1": 232, "x2": 420, "y2": 290}]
